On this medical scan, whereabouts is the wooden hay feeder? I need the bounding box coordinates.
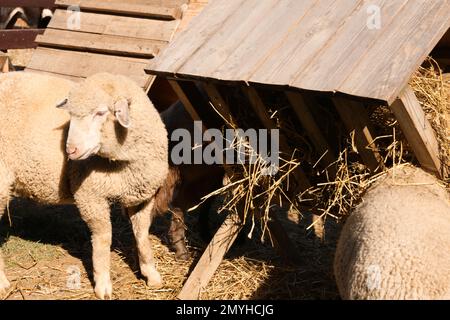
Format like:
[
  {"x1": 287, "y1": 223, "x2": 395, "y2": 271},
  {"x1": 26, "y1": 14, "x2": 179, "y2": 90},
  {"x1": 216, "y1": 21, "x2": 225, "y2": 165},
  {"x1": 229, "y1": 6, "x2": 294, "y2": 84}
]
[{"x1": 146, "y1": 0, "x2": 450, "y2": 299}]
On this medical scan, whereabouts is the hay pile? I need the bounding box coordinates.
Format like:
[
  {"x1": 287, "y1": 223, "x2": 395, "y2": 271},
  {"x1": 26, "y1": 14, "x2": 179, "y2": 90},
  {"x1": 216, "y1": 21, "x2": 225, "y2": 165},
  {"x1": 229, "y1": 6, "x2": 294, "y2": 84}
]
[
  {"x1": 410, "y1": 58, "x2": 450, "y2": 182},
  {"x1": 201, "y1": 58, "x2": 449, "y2": 235}
]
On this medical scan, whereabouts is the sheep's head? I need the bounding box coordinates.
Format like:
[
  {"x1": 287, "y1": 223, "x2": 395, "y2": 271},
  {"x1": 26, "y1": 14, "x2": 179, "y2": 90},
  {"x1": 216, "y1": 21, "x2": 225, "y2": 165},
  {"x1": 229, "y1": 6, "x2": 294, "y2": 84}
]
[{"x1": 57, "y1": 75, "x2": 131, "y2": 161}]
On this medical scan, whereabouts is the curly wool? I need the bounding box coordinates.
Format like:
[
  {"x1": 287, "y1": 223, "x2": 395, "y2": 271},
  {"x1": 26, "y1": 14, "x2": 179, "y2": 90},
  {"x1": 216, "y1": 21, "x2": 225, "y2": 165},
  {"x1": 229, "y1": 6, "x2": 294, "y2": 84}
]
[{"x1": 334, "y1": 165, "x2": 450, "y2": 300}]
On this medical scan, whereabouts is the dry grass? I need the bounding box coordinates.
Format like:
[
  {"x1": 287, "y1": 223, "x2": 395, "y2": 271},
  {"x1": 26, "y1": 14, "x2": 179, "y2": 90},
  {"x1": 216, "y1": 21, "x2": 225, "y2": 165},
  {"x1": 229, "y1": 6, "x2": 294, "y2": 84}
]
[
  {"x1": 1, "y1": 200, "x2": 339, "y2": 300},
  {"x1": 409, "y1": 58, "x2": 450, "y2": 183}
]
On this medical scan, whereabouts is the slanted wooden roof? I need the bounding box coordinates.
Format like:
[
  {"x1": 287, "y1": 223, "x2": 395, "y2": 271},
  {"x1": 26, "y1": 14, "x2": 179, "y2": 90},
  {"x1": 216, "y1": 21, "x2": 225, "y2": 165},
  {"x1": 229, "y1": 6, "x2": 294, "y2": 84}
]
[
  {"x1": 25, "y1": 0, "x2": 208, "y2": 90},
  {"x1": 147, "y1": 0, "x2": 450, "y2": 104}
]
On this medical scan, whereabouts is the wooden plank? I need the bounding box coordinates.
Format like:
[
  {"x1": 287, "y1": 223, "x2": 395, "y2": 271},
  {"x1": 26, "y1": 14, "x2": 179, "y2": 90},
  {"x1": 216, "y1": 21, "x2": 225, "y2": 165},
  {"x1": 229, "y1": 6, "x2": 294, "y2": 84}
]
[
  {"x1": 285, "y1": 91, "x2": 336, "y2": 170},
  {"x1": 25, "y1": 68, "x2": 83, "y2": 82},
  {"x1": 168, "y1": 80, "x2": 203, "y2": 123},
  {"x1": 175, "y1": 0, "x2": 209, "y2": 34},
  {"x1": 146, "y1": 0, "x2": 243, "y2": 76},
  {"x1": 35, "y1": 29, "x2": 165, "y2": 58},
  {"x1": 212, "y1": 0, "x2": 315, "y2": 81},
  {"x1": 176, "y1": 0, "x2": 277, "y2": 77},
  {"x1": 27, "y1": 47, "x2": 150, "y2": 88},
  {"x1": 1, "y1": 0, "x2": 55, "y2": 7},
  {"x1": 0, "y1": 29, "x2": 44, "y2": 50},
  {"x1": 333, "y1": 97, "x2": 384, "y2": 172},
  {"x1": 243, "y1": 86, "x2": 325, "y2": 239},
  {"x1": 48, "y1": 9, "x2": 179, "y2": 42},
  {"x1": 293, "y1": 0, "x2": 407, "y2": 93},
  {"x1": 55, "y1": 0, "x2": 182, "y2": 20},
  {"x1": 250, "y1": 0, "x2": 360, "y2": 86},
  {"x1": 178, "y1": 213, "x2": 243, "y2": 300},
  {"x1": 339, "y1": 0, "x2": 450, "y2": 104},
  {"x1": 54, "y1": 0, "x2": 189, "y2": 8},
  {"x1": 390, "y1": 86, "x2": 443, "y2": 177},
  {"x1": 201, "y1": 83, "x2": 234, "y2": 125},
  {"x1": 243, "y1": 86, "x2": 312, "y2": 192}
]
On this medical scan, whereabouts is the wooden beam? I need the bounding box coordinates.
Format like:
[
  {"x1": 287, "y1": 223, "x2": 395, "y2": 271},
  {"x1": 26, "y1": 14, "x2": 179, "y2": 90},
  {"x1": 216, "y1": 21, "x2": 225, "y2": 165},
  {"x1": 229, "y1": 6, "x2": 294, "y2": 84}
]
[
  {"x1": 201, "y1": 82, "x2": 234, "y2": 125},
  {"x1": 169, "y1": 80, "x2": 244, "y2": 300},
  {"x1": 35, "y1": 29, "x2": 165, "y2": 58},
  {"x1": 48, "y1": 9, "x2": 179, "y2": 42},
  {"x1": 333, "y1": 97, "x2": 384, "y2": 172},
  {"x1": 243, "y1": 86, "x2": 325, "y2": 239},
  {"x1": 27, "y1": 47, "x2": 150, "y2": 88},
  {"x1": 172, "y1": 81, "x2": 303, "y2": 299},
  {"x1": 390, "y1": 85, "x2": 443, "y2": 177},
  {"x1": 285, "y1": 91, "x2": 336, "y2": 173},
  {"x1": 1, "y1": 0, "x2": 55, "y2": 7},
  {"x1": 55, "y1": 0, "x2": 182, "y2": 20},
  {"x1": 203, "y1": 83, "x2": 304, "y2": 262},
  {"x1": 168, "y1": 80, "x2": 203, "y2": 123},
  {"x1": 243, "y1": 86, "x2": 312, "y2": 191},
  {"x1": 0, "y1": 29, "x2": 44, "y2": 50},
  {"x1": 177, "y1": 213, "x2": 243, "y2": 300}
]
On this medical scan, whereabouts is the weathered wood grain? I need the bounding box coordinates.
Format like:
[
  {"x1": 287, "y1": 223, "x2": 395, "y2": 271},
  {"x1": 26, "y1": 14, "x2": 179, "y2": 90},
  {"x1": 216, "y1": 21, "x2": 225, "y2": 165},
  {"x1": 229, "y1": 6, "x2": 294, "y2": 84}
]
[
  {"x1": 35, "y1": 29, "x2": 165, "y2": 58},
  {"x1": 27, "y1": 47, "x2": 150, "y2": 87},
  {"x1": 390, "y1": 86, "x2": 442, "y2": 177},
  {"x1": 48, "y1": 9, "x2": 179, "y2": 42},
  {"x1": 333, "y1": 98, "x2": 384, "y2": 172},
  {"x1": 147, "y1": 0, "x2": 450, "y2": 104},
  {"x1": 55, "y1": 0, "x2": 182, "y2": 20}
]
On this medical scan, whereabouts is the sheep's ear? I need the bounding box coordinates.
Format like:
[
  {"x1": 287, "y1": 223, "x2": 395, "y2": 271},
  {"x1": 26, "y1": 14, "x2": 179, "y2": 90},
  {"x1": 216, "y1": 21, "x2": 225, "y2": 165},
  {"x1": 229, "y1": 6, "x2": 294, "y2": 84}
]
[
  {"x1": 114, "y1": 98, "x2": 130, "y2": 128},
  {"x1": 56, "y1": 98, "x2": 68, "y2": 109}
]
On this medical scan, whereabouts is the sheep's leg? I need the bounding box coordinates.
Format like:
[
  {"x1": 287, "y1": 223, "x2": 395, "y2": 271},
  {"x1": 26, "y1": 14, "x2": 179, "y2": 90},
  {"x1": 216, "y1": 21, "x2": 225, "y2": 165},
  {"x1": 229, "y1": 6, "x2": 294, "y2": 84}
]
[
  {"x1": 169, "y1": 207, "x2": 189, "y2": 260},
  {"x1": 0, "y1": 170, "x2": 11, "y2": 293},
  {"x1": 312, "y1": 214, "x2": 325, "y2": 240},
  {"x1": 128, "y1": 200, "x2": 162, "y2": 287},
  {"x1": 0, "y1": 254, "x2": 8, "y2": 293},
  {"x1": 77, "y1": 200, "x2": 112, "y2": 299}
]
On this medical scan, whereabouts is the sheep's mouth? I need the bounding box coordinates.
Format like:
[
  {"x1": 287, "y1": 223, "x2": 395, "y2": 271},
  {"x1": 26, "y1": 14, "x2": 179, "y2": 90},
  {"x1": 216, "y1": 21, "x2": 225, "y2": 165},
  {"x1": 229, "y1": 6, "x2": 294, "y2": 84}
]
[{"x1": 69, "y1": 145, "x2": 101, "y2": 161}]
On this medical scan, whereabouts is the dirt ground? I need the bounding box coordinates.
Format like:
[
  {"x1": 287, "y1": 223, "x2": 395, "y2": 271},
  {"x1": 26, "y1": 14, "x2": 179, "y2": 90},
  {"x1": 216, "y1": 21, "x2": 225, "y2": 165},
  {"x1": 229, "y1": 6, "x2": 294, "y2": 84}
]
[{"x1": 0, "y1": 198, "x2": 341, "y2": 300}]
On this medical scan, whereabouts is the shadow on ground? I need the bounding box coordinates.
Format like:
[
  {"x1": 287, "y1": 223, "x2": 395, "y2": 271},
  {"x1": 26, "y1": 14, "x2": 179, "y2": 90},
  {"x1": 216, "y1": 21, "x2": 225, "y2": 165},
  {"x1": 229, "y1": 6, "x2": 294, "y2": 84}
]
[{"x1": 0, "y1": 198, "x2": 341, "y2": 300}]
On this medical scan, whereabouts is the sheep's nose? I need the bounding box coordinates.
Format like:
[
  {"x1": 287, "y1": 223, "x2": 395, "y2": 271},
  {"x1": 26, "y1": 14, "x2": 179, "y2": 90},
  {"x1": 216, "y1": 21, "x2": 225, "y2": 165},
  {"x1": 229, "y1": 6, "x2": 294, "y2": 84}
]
[{"x1": 66, "y1": 145, "x2": 78, "y2": 155}]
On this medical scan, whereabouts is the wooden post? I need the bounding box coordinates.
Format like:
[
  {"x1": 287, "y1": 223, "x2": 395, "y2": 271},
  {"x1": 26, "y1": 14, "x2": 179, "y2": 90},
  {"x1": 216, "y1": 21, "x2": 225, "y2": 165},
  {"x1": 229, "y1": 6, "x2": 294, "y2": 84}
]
[
  {"x1": 168, "y1": 80, "x2": 244, "y2": 300},
  {"x1": 390, "y1": 85, "x2": 443, "y2": 178},
  {"x1": 168, "y1": 79, "x2": 203, "y2": 123},
  {"x1": 203, "y1": 83, "x2": 304, "y2": 262},
  {"x1": 285, "y1": 91, "x2": 336, "y2": 175},
  {"x1": 202, "y1": 82, "x2": 234, "y2": 124},
  {"x1": 242, "y1": 86, "x2": 325, "y2": 239},
  {"x1": 177, "y1": 213, "x2": 243, "y2": 300},
  {"x1": 332, "y1": 97, "x2": 384, "y2": 172},
  {"x1": 243, "y1": 86, "x2": 312, "y2": 191}
]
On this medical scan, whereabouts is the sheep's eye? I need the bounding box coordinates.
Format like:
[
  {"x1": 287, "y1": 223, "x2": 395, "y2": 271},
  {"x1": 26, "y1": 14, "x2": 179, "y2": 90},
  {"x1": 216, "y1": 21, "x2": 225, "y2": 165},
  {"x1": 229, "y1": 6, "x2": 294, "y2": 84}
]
[{"x1": 95, "y1": 110, "x2": 108, "y2": 117}]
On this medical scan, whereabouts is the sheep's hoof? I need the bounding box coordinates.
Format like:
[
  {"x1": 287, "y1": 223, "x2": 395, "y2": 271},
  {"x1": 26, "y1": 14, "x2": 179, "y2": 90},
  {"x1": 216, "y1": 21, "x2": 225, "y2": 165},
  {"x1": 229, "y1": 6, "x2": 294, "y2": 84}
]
[
  {"x1": 0, "y1": 275, "x2": 10, "y2": 293},
  {"x1": 175, "y1": 250, "x2": 191, "y2": 261},
  {"x1": 94, "y1": 277, "x2": 113, "y2": 300},
  {"x1": 142, "y1": 265, "x2": 163, "y2": 288}
]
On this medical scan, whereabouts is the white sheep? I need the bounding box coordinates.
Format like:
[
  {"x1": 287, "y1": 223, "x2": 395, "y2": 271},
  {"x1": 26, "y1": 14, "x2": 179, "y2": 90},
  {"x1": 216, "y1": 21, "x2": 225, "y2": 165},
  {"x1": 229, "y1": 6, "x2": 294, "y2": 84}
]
[
  {"x1": 334, "y1": 165, "x2": 450, "y2": 300},
  {"x1": 0, "y1": 72, "x2": 169, "y2": 299}
]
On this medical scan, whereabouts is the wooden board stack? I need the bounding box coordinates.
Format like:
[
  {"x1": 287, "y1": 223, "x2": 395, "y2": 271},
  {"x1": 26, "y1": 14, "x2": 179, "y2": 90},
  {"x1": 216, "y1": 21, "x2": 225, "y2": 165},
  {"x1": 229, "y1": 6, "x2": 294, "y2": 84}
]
[{"x1": 25, "y1": 0, "x2": 208, "y2": 91}]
